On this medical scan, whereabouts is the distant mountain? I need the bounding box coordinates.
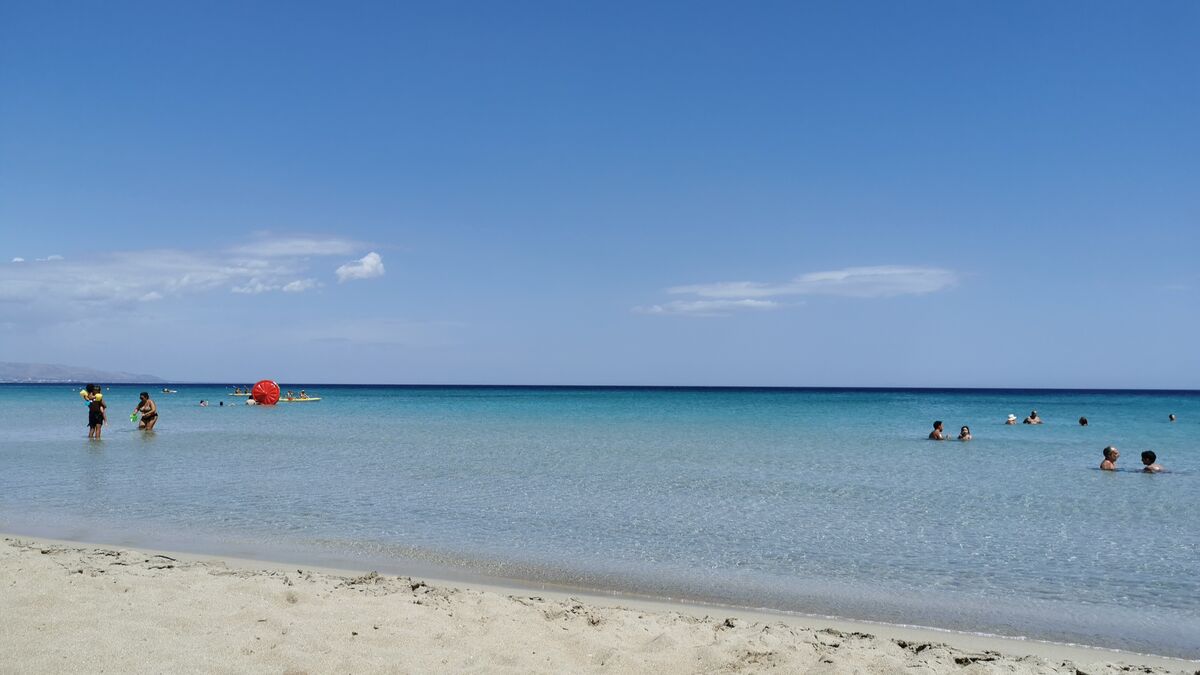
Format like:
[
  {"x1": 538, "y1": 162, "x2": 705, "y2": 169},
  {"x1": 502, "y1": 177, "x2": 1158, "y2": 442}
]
[{"x1": 0, "y1": 362, "x2": 166, "y2": 383}]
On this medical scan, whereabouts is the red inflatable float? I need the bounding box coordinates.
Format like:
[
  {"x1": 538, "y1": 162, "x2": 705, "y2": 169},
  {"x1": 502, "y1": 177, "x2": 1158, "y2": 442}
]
[{"x1": 251, "y1": 379, "x2": 281, "y2": 405}]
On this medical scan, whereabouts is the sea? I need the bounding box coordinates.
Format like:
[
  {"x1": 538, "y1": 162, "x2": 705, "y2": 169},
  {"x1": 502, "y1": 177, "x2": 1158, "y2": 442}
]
[{"x1": 1, "y1": 384, "x2": 1197, "y2": 659}]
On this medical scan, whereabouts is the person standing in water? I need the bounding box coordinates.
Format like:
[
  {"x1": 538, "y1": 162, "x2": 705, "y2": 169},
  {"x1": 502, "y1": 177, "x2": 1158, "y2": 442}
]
[
  {"x1": 1100, "y1": 446, "x2": 1119, "y2": 471},
  {"x1": 87, "y1": 391, "x2": 107, "y2": 439},
  {"x1": 958, "y1": 425, "x2": 972, "y2": 441},
  {"x1": 134, "y1": 392, "x2": 158, "y2": 430},
  {"x1": 929, "y1": 421, "x2": 946, "y2": 440},
  {"x1": 1141, "y1": 450, "x2": 1164, "y2": 473},
  {"x1": 1023, "y1": 410, "x2": 1043, "y2": 424}
]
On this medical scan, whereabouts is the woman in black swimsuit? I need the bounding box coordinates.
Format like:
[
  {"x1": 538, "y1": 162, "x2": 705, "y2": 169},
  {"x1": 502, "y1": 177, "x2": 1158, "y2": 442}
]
[{"x1": 135, "y1": 392, "x2": 158, "y2": 431}]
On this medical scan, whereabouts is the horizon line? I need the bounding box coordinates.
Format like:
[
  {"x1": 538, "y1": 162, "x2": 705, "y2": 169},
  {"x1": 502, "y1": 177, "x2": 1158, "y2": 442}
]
[{"x1": 3, "y1": 381, "x2": 1198, "y2": 394}]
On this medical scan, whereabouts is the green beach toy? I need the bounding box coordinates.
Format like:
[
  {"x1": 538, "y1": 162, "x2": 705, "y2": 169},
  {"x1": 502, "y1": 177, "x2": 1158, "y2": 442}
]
[{"x1": 130, "y1": 411, "x2": 139, "y2": 422}]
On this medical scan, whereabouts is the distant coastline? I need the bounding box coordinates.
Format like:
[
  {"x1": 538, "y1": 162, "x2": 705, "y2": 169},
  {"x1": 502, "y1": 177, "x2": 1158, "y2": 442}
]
[{"x1": 0, "y1": 362, "x2": 164, "y2": 384}]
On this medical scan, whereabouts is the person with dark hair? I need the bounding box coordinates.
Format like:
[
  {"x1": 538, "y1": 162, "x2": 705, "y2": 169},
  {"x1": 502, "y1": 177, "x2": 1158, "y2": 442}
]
[
  {"x1": 87, "y1": 389, "x2": 107, "y2": 440},
  {"x1": 958, "y1": 425, "x2": 972, "y2": 441},
  {"x1": 1169, "y1": 414, "x2": 1177, "y2": 422},
  {"x1": 1100, "y1": 446, "x2": 1119, "y2": 471},
  {"x1": 134, "y1": 392, "x2": 158, "y2": 431},
  {"x1": 1079, "y1": 416, "x2": 1088, "y2": 426},
  {"x1": 1141, "y1": 450, "x2": 1163, "y2": 473},
  {"x1": 929, "y1": 421, "x2": 946, "y2": 440},
  {"x1": 1023, "y1": 410, "x2": 1043, "y2": 425}
]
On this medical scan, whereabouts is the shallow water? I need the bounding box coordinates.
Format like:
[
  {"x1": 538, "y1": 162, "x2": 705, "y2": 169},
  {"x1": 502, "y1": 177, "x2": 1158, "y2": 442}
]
[{"x1": 1, "y1": 384, "x2": 1197, "y2": 657}]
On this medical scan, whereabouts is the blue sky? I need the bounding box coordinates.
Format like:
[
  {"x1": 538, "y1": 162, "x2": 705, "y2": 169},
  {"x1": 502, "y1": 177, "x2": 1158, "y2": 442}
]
[{"x1": 1, "y1": 1, "x2": 1196, "y2": 387}]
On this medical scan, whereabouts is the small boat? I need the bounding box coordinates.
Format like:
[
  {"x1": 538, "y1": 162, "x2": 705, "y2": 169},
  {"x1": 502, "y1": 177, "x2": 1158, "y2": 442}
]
[
  {"x1": 277, "y1": 397, "x2": 321, "y2": 403},
  {"x1": 228, "y1": 393, "x2": 252, "y2": 396},
  {"x1": 161, "y1": 389, "x2": 178, "y2": 394}
]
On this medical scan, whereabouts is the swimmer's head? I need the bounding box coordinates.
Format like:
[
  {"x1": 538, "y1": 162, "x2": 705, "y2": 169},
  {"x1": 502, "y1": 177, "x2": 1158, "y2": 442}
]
[
  {"x1": 1141, "y1": 450, "x2": 1156, "y2": 465},
  {"x1": 1079, "y1": 416, "x2": 1088, "y2": 426},
  {"x1": 933, "y1": 420, "x2": 943, "y2": 430},
  {"x1": 1168, "y1": 414, "x2": 1176, "y2": 422},
  {"x1": 1103, "y1": 446, "x2": 1119, "y2": 461},
  {"x1": 140, "y1": 392, "x2": 149, "y2": 401},
  {"x1": 960, "y1": 426, "x2": 970, "y2": 434}
]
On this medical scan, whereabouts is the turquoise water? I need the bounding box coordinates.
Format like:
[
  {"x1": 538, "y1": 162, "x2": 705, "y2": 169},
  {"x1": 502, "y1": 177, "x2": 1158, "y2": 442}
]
[{"x1": 1, "y1": 384, "x2": 1197, "y2": 658}]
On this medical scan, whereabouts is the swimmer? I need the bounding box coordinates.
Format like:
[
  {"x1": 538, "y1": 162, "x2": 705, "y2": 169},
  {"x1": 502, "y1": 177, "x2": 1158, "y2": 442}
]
[
  {"x1": 929, "y1": 420, "x2": 946, "y2": 441},
  {"x1": 958, "y1": 425, "x2": 972, "y2": 441},
  {"x1": 134, "y1": 392, "x2": 157, "y2": 430},
  {"x1": 1005, "y1": 414, "x2": 1017, "y2": 425},
  {"x1": 1141, "y1": 450, "x2": 1163, "y2": 473},
  {"x1": 1100, "y1": 446, "x2": 1119, "y2": 471},
  {"x1": 1079, "y1": 416, "x2": 1088, "y2": 426},
  {"x1": 1023, "y1": 410, "x2": 1043, "y2": 425},
  {"x1": 199, "y1": 400, "x2": 208, "y2": 407},
  {"x1": 1169, "y1": 414, "x2": 1176, "y2": 422}
]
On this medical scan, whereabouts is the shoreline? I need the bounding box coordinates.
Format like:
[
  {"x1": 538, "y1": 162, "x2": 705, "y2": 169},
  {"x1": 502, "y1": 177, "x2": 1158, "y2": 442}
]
[{"x1": 3, "y1": 532, "x2": 1196, "y2": 673}]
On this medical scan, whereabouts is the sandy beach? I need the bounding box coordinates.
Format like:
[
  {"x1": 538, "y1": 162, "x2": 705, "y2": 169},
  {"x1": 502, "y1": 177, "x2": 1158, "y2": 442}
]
[{"x1": 2, "y1": 536, "x2": 1195, "y2": 674}]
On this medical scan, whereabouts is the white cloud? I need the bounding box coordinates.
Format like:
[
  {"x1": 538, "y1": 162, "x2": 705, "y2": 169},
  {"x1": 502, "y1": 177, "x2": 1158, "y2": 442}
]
[
  {"x1": 231, "y1": 278, "x2": 280, "y2": 294},
  {"x1": 11, "y1": 258, "x2": 24, "y2": 263},
  {"x1": 335, "y1": 252, "x2": 385, "y2": 282},
  {"x1": 282, "y1": 278, "x2": 320, "y2": 293},
  {"x1": 634, "y1": 299, "x2": 780, "y2": 317},
  {"x1": 642, "y1": 265, "x2": 956, "y2": 316},
  {"x1": 0, "y1": 236, "x2": 388, "y2": 327},
  {"x1": 670, "y1": 266, "x2": 956, "y2": 299},
  {"x1": 230, "y1": 236, "x2": 360, "y2": 258}
]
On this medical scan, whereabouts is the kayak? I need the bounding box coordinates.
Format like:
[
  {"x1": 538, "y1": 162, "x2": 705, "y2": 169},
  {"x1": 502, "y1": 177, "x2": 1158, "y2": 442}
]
[
  {"x1": 228, "y1": 393, "x2": 252, "y2": 396},
  {"x1": 277, "y1": 397, "x2": 321, "y2": 403}
]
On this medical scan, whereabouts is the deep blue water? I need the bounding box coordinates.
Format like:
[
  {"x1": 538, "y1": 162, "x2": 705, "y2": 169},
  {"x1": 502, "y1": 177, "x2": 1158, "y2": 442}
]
[{"x1": 1, "y1": 384, "x2": 1197, "y2": 658}]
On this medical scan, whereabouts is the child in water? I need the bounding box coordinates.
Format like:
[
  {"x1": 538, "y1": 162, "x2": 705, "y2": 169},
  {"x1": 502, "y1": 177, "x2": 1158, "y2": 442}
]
[{"x1": 87, "y1": 392, "x2": 107, "y2": 439}]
